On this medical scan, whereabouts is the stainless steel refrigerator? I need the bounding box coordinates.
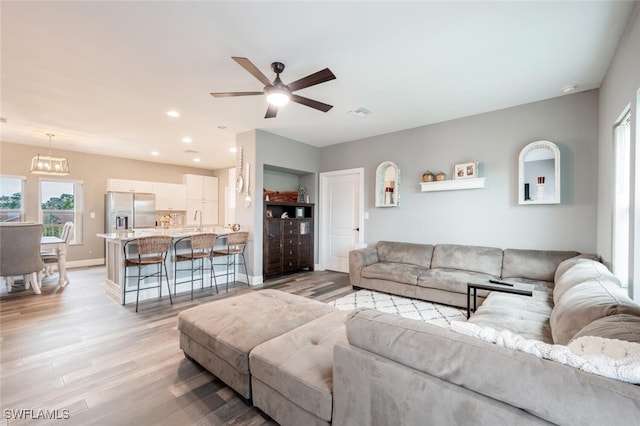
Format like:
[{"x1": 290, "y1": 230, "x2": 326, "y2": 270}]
[{"x1": 105, "y1": 192, "x2": 156, "y2": 232}]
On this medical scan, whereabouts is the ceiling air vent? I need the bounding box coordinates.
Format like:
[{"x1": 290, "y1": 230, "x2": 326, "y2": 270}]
[{"x1": 348, "y1": 107, "x2": 372, "y2": 117}]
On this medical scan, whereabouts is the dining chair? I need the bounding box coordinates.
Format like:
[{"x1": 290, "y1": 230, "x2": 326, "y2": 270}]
[
  {"x1": 173, "y1": 233, "x2": 219, "y2": 300},
  {"x1": 123, "y1": 235, "x2": 173, "y2": 312},
  {"x1": 212, "y1": 232, "x2": 249, "y2": 291},
  {"x1": 0, "y1": 223, "x2": 45, "y2": 294},
  {"x1": 42, "y1": 221, "x2": 73, "y2": 282}
]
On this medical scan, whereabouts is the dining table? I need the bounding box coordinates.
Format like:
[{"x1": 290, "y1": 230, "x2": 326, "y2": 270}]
[{"x1": 41, "y1": 235, "x2": 69, "y2": 287}]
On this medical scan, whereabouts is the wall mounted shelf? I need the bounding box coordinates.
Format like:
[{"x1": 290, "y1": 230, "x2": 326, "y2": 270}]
[{"x1": 419, "y1": 177, "x2": 485, "y2": 192}]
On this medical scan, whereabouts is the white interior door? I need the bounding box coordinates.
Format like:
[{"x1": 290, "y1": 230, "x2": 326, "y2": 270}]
[{"x1": 320, "y1": 168, "x2": 364, "y2": 272}]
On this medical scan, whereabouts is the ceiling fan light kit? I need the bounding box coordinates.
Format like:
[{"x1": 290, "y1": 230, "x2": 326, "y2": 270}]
[
  {"x1": 211, "y1": 57, "x2": 336, "y2": 118},
  {"x1": 266, "y1": 88, "x2": 290, "y2": 106}
]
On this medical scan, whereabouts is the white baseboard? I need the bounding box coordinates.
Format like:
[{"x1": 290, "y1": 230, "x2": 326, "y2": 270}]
[
  {"x1": 66, "y1": 258, "x2": 105, "y2": 269},
  {"x1": 314, "y1": 263, "x2": 325, "y2": 271}
]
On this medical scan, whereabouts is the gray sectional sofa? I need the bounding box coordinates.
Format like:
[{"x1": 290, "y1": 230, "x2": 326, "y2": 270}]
[
  {"x1": 349, "y1": 241, "x2": 584, "y2": 308},
  {"x1": 334, "y1": 252, "x2": 640, "y2": 425},
  {"x1": 178, "y1": 241, "x2": 640, "y2": 426}
]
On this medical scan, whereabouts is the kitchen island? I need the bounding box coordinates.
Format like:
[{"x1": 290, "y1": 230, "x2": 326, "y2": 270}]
[{"x1": 97, "y1": 227, "x2": 232, "y2": 305}]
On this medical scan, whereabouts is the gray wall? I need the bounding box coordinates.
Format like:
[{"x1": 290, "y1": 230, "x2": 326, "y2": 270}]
[
  {"x1": 264, "y1": 170, "x2": 300, "y2": 191},
  {"x1": 597, "y1": 4, "x2": 639, "y2": 297},
  {"x1": 320, "y1": 90, "x2": 600, "y2": 253},
  {"x1": 234, "y1": 129, "x2": 320, "y2": 282}
]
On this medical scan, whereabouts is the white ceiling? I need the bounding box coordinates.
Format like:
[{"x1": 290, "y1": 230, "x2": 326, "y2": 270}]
[{"x1": 1, "y1": 1, "x2": 636, "y2": 170}]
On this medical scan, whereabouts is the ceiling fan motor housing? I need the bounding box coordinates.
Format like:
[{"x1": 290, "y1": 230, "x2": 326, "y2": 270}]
[{"x1": 271, "y1": 62, "x2": 286, "y2": 74}]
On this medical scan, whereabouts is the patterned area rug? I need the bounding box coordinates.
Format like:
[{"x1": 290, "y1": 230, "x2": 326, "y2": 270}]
[{"x1": 330, "y1": 289, "x2": 466, "y2": 327}]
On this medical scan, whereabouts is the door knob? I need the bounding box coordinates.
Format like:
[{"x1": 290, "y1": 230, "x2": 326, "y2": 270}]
[{"x1": 354, "y1": 227, "x2": 360, "y2": 231}]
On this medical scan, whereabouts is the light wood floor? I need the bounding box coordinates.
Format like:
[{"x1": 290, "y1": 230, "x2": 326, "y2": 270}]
[{"x1": 0, "y1": 267, "x2": 354, "y2": 425}]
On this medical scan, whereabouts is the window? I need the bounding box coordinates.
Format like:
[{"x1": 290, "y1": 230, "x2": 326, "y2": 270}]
[
  {"x1": 39, "y1": 179, "x2": 83, "y2": 244},
  {"x1": 0, "y1": 175, "x2": 26, "y2": 222},
  {"x1": 613, "y1": 110, "x2": 631, "y2": 287}
]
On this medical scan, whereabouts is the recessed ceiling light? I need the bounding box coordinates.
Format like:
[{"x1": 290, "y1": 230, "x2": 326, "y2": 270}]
[
  {"x1": 182, "y1": 137, "x2": 192, "y2": 144},
  {"x1": 561, "y1": 85, "x2": 577, "y2": 94},
  {"x1": 192, "y1": 157, "x2": 201, "y2": 163},
  {"x1": 151, "y1": 151, "x2": 160, "y2": 156},
  {"x1": 229, "y1": 147, "x2": 237, "y2": 153},
  {"x1": 218, "y1": 125, "x2": 227, "y2": 130},
  {"x1": 167, "y1": 110, "x2": 180, "y2": 118}
]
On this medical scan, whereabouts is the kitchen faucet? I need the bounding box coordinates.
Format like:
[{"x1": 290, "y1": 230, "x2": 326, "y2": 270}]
[{"x1": 194, "y1": 210, "x2": 202, "y2": 232}]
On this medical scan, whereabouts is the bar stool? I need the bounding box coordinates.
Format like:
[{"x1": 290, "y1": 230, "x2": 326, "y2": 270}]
[
  {"x1": 212, "y1": 232, "x2": 249, "y2": 291},
  {"x1": 173, "y1": 233, "x2": 218, "y2": 300},
  {"x1": 123, "y1": 235, "x2": 173, "y2": 312}
]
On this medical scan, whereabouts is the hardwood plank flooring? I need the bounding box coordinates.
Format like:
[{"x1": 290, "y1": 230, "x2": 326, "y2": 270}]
[{"x1": 0, "y1": 267, "x2": 353, "y2": 425}]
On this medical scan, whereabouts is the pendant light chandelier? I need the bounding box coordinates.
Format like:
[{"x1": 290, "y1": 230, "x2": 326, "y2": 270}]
[{"x1": 30, "y1": 133, "x2": 70, "y2": 176}]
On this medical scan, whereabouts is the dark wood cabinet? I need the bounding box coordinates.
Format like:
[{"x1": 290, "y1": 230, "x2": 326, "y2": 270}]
[{"x1": 263, "y1": 201, "x2": 314, "y2": 278}]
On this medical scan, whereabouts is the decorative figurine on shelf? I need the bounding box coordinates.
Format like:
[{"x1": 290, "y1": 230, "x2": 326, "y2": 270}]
[
  {"x1": 436, "y1": 171, "x2": 446, "y2": 181},
  {"x1": 422, "y1": 171, "x2": 434, "y2": 182},
  {"x1": 281, "y1": 212, "x2": 289, "y2": 219},
  {"x1": 297, "y1": 185, "x2": 307, "y2": 203}
]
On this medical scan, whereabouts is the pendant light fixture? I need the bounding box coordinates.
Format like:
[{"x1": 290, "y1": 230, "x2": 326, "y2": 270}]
[{"x1": 30, "y1": 133, "x2": 70, "y2": 176}]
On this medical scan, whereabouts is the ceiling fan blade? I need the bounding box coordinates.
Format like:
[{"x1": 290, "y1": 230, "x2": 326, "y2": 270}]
[
  {"x1": 287, "y1": 68, "x2": 336, "y2": 92},
  {"x1": 232, "y1": 57, "x2": 272, "y2": 86},
  {"x1": 290, "y1": 94, "x2": 333, "y2": 112},
  {"x1": 210, "y1": 91, "x2": 263, "y2": 97},
  {"x1": 265, "y1": 104, "x2": 278, "y2": 119}
]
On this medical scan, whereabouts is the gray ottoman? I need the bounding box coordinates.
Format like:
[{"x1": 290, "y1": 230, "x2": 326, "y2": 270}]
[
  {"x1": 177, "y1": 289, "x2": 337, "y2": 399},
  {"x1": 249, "y1": 310, "x2": 350, "y2": 426}
]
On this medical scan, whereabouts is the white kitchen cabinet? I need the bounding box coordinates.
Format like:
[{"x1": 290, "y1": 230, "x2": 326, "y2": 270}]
[
  {"x1": 170, "y1": 184, "x2": 187, "y2": 210},
  {"x1": 183, "y1": 174, "x2": 219, "y2": 225},
  {"x1": 202, "y1": 199, "x2": 219, "y2": 224},
  {"x1": 107, "y1": 178, "x2": 154, "y2": 193},
  {"x1": 153, "y1": 183, "x2": 187, "y2": 211}
]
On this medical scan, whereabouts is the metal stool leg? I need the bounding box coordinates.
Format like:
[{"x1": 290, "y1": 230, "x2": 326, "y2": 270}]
[
  {"x1": 135, "y1": 264, "x2": 142, "y2": 312},
  {"x1": 158, "y1": 262, "x2": 162, "y2": 298},
  {"x1": 210, "y1": 258, "x2": 219, "y2": 294},
  {"x1": 164, "y1": 260, "x2": 172, "y2": 305}
]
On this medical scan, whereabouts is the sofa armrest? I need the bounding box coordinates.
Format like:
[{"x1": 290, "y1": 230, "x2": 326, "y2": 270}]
[{"x1": 349, "y1": 248, "x2": 379, "y2": 286}]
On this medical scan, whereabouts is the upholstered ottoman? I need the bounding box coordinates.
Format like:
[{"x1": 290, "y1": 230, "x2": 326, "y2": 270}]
[
  {"x1": 177, "y1": 290, "x2": 337, "y2": 399},
  {"x1": 249, "y1": 310, "x2": 350, "y2": 426}
]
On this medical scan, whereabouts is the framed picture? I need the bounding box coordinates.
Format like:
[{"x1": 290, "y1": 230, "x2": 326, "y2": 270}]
[
  {"x1": 295, "y1": 207, "x2": 305, "y2": 218},
  {"x1": 266, "y1": 209, "x2": 273, "y2": 218},
  {"x1": 454, "y1": 162, "x2": 478, "y2": 180}
]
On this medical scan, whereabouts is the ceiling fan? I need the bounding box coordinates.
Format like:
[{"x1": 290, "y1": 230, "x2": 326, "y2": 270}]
[{"x1": 211, "y1": 57, "x2": 336, "y2": 118}]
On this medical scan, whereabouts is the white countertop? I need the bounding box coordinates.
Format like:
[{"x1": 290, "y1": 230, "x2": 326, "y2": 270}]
[{"x1": 97, "y1": 226, "x2": 231, "y2": 241}]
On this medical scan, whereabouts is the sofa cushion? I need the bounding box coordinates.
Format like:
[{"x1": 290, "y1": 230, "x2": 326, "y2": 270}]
[
  {"x1": 554, "y1": 253, "x2": 600, "y2": 280},
  {"x1": 571, "y1": 314, "x2": 640, "y2": 344},
  {"x1": 376, "y1": 241, "x2": 434, "y2": 267},
  {"x1": 468, "y1": 290, "x2": 554, "y2": 343},
  {"x1": 501, "y1": 249, "x2": 579, "y2": 282},
  {"x1": 553, "y1": 258, "x2": 619, "y2": 304},
  {"x1": 361, "y1": 262, "x2": 427, "y2": 285},
  {"x1": 250, "y1": 310, "x2": 349, "y2": 422},
  {"x1": 430, "y1": 244, "x2": 503, "y2": 276},
  {"x1": 177, "y1": 290, "x2": 336, "y2": 374},
  {"x1": 550, "y1": 280, "x2": 640, "y2": 345},
  {"x1": 417, "y1": 268, "x2": 494, "y2": 295}
]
